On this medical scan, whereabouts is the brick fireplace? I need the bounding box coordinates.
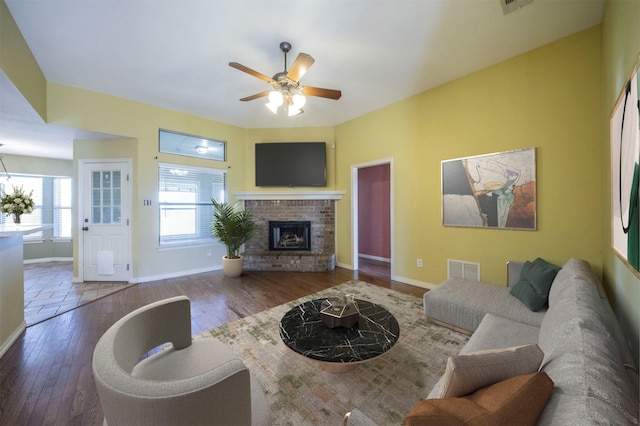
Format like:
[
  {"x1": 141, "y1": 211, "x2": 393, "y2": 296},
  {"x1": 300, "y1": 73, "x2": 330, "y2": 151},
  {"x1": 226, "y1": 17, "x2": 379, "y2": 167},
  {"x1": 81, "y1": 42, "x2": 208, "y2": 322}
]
[{"x1": 235, "y1": 192, "x2": 344, "y2": 272}]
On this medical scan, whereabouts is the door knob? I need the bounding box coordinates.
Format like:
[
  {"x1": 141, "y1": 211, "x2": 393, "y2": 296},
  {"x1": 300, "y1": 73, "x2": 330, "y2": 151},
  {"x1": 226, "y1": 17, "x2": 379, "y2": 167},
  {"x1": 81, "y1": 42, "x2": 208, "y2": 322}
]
[{"x1": 82, "y1": 226, "x2": 89, "y2": 231}]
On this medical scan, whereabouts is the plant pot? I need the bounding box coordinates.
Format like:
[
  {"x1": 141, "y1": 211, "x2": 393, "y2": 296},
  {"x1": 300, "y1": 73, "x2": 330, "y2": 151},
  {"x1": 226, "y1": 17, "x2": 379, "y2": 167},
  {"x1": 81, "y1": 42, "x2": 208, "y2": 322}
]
[{"x1": 222, "y1": 255, "x2": 243, "y2": 277}]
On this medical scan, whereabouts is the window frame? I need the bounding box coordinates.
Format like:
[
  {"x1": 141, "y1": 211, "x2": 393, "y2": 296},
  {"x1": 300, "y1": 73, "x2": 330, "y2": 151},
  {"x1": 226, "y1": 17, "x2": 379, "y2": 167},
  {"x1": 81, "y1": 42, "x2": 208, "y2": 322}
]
[{"x1": 158, "y1": 162, "x2": 227, "y2": 248}]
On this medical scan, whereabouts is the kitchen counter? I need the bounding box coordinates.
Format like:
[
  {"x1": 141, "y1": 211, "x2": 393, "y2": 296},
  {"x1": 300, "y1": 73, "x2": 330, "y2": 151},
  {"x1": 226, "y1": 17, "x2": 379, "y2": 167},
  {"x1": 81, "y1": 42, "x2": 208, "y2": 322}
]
[
  {"x1": 0, "y1": 224, "x2": 52, "y2": 358},
  {"x1": 0, "y1": 224, "x2": 52, "y2": 237}
]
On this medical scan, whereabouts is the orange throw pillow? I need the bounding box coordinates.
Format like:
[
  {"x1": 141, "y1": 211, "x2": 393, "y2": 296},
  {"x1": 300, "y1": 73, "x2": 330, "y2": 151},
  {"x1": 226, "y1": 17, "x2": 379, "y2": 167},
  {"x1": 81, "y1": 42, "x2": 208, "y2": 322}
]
[{"x1": 403, "y1": 371, "x2": 554, "y2": 426}]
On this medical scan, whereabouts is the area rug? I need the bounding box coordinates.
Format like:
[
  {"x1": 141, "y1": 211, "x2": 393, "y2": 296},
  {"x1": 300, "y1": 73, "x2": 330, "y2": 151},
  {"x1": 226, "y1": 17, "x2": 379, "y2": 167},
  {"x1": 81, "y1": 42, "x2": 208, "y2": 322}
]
[{"x1": 196, "y1": 280, "x2": 469, "y2": 425}]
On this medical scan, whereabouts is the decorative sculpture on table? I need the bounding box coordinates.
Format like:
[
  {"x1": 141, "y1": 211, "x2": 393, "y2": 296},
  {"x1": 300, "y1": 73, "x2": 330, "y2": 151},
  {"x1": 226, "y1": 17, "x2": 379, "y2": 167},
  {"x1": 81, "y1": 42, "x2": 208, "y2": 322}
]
[{"x1": 320, "y1": 294, "x2": 360, "y2": 328}]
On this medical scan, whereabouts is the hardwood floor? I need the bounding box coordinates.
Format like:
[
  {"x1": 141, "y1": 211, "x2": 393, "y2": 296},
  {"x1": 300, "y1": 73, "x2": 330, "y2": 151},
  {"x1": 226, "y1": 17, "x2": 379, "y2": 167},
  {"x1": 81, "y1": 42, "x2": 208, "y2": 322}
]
[{"x1": 0, "y1": 262, "x2": 425, "y2": 426}]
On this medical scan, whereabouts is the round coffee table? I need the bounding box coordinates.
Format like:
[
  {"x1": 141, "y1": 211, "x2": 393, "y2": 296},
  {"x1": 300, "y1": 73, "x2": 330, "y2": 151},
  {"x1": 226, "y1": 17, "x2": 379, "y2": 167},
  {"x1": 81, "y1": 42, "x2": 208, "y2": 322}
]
[{"x1": 279, "y1": 298, "x2": 400, "y2": 373}]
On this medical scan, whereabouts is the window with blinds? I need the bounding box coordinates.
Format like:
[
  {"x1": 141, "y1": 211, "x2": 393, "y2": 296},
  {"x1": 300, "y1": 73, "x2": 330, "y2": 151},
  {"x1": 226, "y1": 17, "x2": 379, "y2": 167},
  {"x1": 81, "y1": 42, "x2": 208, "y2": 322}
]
[
  {"x1": 158, "y1": 163, "x2": 226, "y2": 246},
  {"x1": 54, "y1": 177, "x2": 72, "y2": 238}
]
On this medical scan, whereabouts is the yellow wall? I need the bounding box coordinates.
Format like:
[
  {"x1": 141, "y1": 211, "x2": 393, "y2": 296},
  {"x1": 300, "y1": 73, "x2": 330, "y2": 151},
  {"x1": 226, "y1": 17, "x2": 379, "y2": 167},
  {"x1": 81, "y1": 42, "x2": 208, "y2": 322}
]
[
  {"x1": 601, "y1": 0, "x2": 640, "y2": 366},
  {"x1": 48, "y1": 83, "x2": 247, "y2": 279},
  {"x1": 336, "y1": 26, "x2": 603, "y2": 286},
  {"x1": 0, "y1": 153, "x2": 72, "y2": 177},
  {"x1": 0, "y1": 1, "x2": 46, "y2": 120}
]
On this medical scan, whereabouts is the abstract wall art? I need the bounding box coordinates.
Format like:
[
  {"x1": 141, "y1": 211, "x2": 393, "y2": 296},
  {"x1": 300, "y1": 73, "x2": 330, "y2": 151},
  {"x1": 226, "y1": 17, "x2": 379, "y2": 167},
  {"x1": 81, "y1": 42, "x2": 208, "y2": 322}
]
[
  {"x1": 610, "y1": 54, "x2": 640, "y2": 276},
  {"x1": 442, "y1": 147, "x2": 536, "y2": 230}
]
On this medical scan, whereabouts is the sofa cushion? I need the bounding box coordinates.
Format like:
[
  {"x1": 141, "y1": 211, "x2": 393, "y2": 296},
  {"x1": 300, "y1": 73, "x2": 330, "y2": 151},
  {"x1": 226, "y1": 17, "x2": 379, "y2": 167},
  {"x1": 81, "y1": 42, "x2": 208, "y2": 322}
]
[
  {"x1": 459, "y1": 313, "x2": 540, "y2": 354},
  {"x1": 537, "y1": 270, "x2": 639, "y2": 426},
  {"x1": 539, "y1": 280, "x2": 614, "y2": 356},
  {"x1": 424, "y1": 278, "x2": 546, "y2": 333},
  {"x1": 538, "y1": 321, "x2": 638, "y2": 424},
  {"x1": 509, "y1": 258, "x2": 561, "y2": 311},
  {"x1": 428, "y1": 314, "x2": 541, "y2": 399},
  {"x1": 404, "y1": 372, "x2": 554, "y2": 426},
  {"x1": 437, "y1": 344, "x2": 544, "y2": 398},
  {"x1": 548, "y1": 258, "x2": 600, "y2": 306}
]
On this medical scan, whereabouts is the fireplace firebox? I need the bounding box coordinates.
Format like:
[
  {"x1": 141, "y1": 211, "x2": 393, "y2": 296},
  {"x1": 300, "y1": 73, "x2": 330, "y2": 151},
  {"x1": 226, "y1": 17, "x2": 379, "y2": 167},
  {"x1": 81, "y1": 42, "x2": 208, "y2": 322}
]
[{"x1": 269, "y1": 221, "x2": 311, "y2": 251}]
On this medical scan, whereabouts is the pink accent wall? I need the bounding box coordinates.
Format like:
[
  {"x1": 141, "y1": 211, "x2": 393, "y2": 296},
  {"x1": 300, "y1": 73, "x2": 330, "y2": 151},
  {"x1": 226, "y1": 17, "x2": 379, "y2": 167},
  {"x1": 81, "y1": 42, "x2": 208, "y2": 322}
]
[{"x1": 358, "y1": 164, "x2": 391, "y2": 259}]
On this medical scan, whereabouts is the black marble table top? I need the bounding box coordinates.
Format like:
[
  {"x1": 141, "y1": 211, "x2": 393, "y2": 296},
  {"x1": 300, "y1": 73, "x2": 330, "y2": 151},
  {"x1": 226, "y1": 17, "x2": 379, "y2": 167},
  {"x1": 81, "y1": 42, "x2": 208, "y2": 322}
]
[{"x1": 279, "y1": 298, "x2": 400, "y2": 364}]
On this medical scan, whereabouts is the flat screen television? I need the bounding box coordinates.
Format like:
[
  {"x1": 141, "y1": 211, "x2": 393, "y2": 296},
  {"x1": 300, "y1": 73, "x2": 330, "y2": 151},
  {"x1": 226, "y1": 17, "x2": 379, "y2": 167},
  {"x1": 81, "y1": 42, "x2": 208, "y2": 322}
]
[{"x1": 255, "y1": 142, "x2": 327, "y2": 187}]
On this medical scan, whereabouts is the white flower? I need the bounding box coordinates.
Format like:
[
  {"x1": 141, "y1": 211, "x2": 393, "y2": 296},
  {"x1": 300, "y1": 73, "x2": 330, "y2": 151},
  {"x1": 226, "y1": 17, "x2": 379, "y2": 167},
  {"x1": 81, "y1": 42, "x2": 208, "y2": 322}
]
[{"x1": 1, "y1": 185, "x2": 35, "y2": 217}]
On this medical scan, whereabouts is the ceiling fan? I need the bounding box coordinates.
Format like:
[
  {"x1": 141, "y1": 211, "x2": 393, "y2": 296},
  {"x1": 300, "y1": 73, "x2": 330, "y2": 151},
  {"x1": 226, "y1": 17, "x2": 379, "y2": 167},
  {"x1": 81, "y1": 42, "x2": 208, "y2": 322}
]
[{"x1": 229, "y1": 41, "x2": 342, "y2": 116}]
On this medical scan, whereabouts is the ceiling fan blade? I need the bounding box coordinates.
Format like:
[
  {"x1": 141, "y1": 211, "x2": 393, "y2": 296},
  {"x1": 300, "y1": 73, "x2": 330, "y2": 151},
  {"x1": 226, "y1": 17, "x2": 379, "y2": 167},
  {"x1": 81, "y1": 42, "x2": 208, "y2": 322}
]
[
  {"x1": 286, "y1": 53, "x2": 315, "y2": 82},
  {"x1": 239, "y1": 91, "x2": 271, "y2": 102},
  {"x1": 229, "y1": 62, "x2": 274, "y2": 83},
  {"x1": 302, "y1": 86, "x2": 342, "y2": 100}
]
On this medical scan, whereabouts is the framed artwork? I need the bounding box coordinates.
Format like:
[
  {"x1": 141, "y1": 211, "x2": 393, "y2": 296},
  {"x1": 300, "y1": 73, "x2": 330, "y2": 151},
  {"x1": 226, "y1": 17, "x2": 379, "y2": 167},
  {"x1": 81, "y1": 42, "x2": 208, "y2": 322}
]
[
  {"x1": 442, "y1": 147, "x2": 536, "y2": 230},
  {"x1": 610, "y1": 54, "x2": 640, "y2": 276}
]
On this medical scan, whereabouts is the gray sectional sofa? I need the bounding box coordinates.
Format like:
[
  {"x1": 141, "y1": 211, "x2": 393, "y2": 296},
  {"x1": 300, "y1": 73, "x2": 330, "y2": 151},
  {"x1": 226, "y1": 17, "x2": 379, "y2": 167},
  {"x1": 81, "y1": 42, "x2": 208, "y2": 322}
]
[
  {"x1": 345, "y1": 258, "x2": 639, "y2": 425},
  {"x1": 424, "y1": 257, "x2": 639, "y2": 424}
]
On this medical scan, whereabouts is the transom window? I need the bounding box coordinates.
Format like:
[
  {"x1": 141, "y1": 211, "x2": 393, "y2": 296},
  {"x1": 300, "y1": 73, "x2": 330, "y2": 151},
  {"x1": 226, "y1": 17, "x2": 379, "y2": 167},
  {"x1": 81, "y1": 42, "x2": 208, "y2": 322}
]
[
  {"x1": 159, "y1": 129, "x2": 226, "y2": 161},
  {"x1": 158, "y1": 163, "x2": 226, "y2": 246}
]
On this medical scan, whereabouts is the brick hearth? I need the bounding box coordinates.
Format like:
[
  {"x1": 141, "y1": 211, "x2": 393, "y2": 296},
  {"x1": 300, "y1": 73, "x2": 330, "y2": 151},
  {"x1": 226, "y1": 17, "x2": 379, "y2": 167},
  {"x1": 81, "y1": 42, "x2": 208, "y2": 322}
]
[{"x1": 237, "y1": 193, "x2": 343, "y2": 272}]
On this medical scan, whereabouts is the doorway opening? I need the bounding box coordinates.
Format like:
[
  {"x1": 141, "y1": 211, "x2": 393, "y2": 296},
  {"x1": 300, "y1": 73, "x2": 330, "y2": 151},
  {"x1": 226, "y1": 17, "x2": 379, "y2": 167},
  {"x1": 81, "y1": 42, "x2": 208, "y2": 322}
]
[{"x1": 351, "y1": 159, "x2": 393, "y2": 278}]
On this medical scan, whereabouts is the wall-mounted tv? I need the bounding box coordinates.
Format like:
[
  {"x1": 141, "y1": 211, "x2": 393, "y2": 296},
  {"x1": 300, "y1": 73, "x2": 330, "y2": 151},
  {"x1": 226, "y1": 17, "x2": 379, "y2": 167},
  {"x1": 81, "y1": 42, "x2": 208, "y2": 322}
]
[{"x1": 255, "y1": 142, "x2": 327, "y2": 187}]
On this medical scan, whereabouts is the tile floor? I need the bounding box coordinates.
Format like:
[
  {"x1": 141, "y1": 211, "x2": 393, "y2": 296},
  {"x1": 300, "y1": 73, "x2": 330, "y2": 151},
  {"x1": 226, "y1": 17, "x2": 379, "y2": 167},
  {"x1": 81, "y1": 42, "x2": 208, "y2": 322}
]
[{"x1": 23, "y1": 261, "x2": 133, "y2": 326}]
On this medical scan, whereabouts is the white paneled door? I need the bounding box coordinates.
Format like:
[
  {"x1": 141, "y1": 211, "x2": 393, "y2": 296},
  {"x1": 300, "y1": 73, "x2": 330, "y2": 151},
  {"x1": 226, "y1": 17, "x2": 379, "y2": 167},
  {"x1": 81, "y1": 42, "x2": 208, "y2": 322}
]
[{"x1": 81, "y1": 160, "x2": 131, "y2": 282}]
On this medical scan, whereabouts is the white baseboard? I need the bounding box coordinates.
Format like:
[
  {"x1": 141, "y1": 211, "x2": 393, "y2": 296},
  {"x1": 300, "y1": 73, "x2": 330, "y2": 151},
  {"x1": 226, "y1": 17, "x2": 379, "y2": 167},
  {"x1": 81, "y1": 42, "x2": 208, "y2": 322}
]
[
  {"x1": 337, "y1": 261, "x2": 436, "y2": 291},
  {"x1": 0, "y1": 321, "x2": 26, "y2": 359},
  {"x1": 72, "y1": 266, "x2": 223, "y2": 284},
  {"x1": 336, "y1": 262, "x2": 354, "y2": 270},
  {"x1": 390, "y1": 274, "x2": 438, "y2": 290},
  {"x1": 24, "y1": 257, "x2": 73, "y2": 264},
  {"x1": 131, "y1": 265, "x2": 223, "y2": 284},
  {"x1": 358, "y1": 254, "x2": 391, "y2": 263}
]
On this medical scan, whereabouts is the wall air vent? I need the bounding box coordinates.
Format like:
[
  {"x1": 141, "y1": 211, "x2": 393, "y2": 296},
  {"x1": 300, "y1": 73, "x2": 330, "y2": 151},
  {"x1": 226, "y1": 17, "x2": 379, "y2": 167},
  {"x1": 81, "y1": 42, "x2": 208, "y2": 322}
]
[
  {"x1": 447, "y1": 259, "x2": 481, "y2": 281},
  {"x1": 500, "y1": 0, "x2": 534, "y2": 15}
]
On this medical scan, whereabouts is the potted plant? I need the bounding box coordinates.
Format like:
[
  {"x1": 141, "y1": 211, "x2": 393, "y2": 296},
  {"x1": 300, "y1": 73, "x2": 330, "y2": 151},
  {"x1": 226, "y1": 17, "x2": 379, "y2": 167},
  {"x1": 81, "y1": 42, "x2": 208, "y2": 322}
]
[{"x1": 210, "y1": 199, "x2": 257, "y2": 277}]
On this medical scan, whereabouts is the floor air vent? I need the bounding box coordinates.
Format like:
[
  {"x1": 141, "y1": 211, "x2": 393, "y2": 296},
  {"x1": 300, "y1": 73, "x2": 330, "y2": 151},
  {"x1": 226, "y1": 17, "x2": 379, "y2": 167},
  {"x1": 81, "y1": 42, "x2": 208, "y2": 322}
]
[{"x1": 447, "y1": 259, "x2": 480, "y2": 281}]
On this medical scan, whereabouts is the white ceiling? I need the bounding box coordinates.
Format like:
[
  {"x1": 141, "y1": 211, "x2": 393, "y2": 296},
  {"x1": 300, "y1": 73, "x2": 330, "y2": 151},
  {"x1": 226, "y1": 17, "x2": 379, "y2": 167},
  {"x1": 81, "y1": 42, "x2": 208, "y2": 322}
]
[{"x1": 1, "y1": 0, "x2": 606, "y2": 160}]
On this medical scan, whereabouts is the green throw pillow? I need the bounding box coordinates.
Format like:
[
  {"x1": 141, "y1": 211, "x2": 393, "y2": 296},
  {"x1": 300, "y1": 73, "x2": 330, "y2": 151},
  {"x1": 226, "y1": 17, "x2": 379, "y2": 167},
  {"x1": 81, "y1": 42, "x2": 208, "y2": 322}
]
[{"x1": 510, "y1": 258, "x2": 561, "y2": 312}]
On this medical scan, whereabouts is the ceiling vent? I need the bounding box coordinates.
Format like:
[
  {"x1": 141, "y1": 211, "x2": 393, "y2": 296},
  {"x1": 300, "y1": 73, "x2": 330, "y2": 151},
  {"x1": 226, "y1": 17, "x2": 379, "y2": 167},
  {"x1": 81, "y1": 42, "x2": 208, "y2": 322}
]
[
  {"x1": 501, "y1": 0, "x2": 534, "y2": 14},
  {"x1": 447, "y1": 259, "x2": 481, "y2": 282}
]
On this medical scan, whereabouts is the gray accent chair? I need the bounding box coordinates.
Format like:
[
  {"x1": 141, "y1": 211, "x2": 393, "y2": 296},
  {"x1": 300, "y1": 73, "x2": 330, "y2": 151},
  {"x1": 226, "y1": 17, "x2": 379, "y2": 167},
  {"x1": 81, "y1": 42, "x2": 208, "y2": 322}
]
[{"x1": 92, "y1": 296, "x2": 271, "y2": 426}]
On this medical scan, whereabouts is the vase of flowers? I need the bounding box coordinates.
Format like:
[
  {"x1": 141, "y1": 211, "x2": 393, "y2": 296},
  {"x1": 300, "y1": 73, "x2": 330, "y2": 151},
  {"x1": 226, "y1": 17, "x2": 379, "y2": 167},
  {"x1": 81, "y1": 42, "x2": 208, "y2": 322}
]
[{"x1": 1, "y1": 185, "x2": 35, "y2": 224}]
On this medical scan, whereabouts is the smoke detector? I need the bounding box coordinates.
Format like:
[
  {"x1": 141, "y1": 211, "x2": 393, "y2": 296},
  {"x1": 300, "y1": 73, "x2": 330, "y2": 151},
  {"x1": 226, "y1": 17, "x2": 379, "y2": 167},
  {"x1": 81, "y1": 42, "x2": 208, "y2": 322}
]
[{"x1": 501, "y1": 0, "x2": 534, "y2": 14}]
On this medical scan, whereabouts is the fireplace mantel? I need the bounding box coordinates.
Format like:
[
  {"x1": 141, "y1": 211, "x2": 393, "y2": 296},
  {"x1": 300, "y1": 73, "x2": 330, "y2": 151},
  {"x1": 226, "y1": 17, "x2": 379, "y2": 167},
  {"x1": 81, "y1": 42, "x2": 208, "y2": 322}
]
[{"x1": 233, "y1": 191, "x2": 345, "y2": 201}]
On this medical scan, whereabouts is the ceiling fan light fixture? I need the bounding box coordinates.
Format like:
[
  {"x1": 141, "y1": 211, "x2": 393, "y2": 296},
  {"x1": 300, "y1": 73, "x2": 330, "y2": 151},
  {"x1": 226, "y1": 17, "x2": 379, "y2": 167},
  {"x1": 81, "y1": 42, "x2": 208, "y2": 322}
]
[
  {"x1": 231, "y1": 41, "x2": 341, "y2": 118},
  {"x1": 268, "y1": 90, "x2": 284, "y2": 106},
  {"x1": 292, "y1": 93, "x2": 306, "y2": 109},
  {"x1": 288, "y1": 107, "x2": 303, "y2": 117},
  {"x1": 266, "y1": 102, "x2": 279, "y2": 114}
]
